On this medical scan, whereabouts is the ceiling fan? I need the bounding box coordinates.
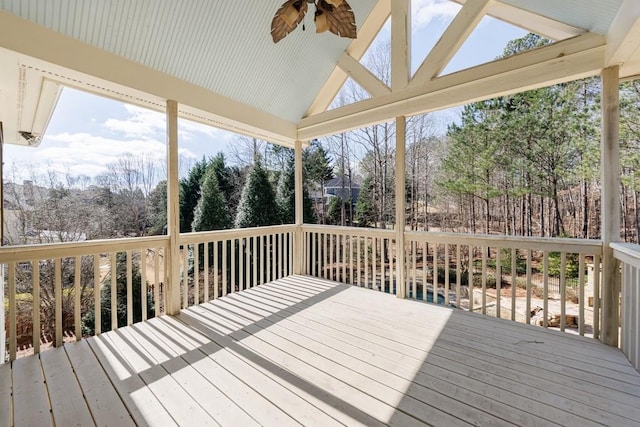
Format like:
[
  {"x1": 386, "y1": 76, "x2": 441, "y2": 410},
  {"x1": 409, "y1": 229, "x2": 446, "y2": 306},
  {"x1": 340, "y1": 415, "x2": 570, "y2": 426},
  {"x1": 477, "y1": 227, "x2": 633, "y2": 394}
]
[{"x1": 271, "y1": 0, "x2": 357, "y2": 44}]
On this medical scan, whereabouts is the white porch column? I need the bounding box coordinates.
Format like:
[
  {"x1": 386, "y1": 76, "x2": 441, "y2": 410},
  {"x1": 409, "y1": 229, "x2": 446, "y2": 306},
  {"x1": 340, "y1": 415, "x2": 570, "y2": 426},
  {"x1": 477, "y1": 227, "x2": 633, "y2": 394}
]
[
  {"x1": 166, "y1": 100, "x2": 181, "y2": 315},
  {"x1": 601, "y1": 66, "x2": 622, "y2": 346},
  {"x1": 0, "y1": 124, "x2": 4, "y2": 363},
  {"x1": 294, "y1": 140, "x2": 304, "y2": 275},
  {"x1": 395, "y1": 117, "x2": 407, "y2": 299}
]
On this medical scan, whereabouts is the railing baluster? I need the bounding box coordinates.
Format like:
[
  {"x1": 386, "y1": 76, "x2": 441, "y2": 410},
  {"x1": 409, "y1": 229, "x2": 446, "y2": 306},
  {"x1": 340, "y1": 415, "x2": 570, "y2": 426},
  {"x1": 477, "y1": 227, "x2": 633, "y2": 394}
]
[
  {"x1": 279, "y1": 233, "x2": 284, "y2": 279},
  {"x1": 526, "y1": 250, "x2": 532, "y2": 325},
  {"x1": 75, "y1": 256, "x2": 82, "y2": 339},
  {"x1": 204, "y1": 243, "x2": 209, "y2": 300},
  {"x1": 259, "y1": 235, "x2": 264, "y2": 285},
  {"x1": 543, "y1": 251, "x2": 549, "y2": 328},
  {"x1": 424, "y1": 242, "x2": 429, "y2": 302},
  {"x1": 468, "y1": 245, "x2": 474, "y2": 312},
  {"x1": 253, "y1": 236, "x2": 258, "y2": 288},
  {"x1": 357, "y1": 237, "x2": 362, "y2": 287},
  {"x1": 232, "y1": 238, "x2": 237, "y2": 293},
  {"x1": 481, "y1": 246, "x2": 487, "y2": 314},
  {"x1": 433, "y1": 243, "x2": 439, "y2": 303},
  {"x1": 579, "y1": 254, "x2": 586, "y2": 336},
  {"x1": 154, "y1": 249, "x2": 160, "y2": 313},
  {"x1": 560, "y1": 252, "x2": 567, "y2": 331},
  {"x1": 214, "y1": 240, "x2": 220, "y2": 298},
  {"x1": 183, "y1": 245, "x2": 189, "y2": 308},
  {"x1": 33, "y1": 259, "x2": 40, "y2": 353},
  {"x1": 372, "y1": 237, "x2": 377, "y2": 291},
  {"x1": 246, "y1": 237, "x2": 251, "y2": 288},
  {"x1": 55, "y1": 258, "x2": 63, "y2": 346},
  {"x1": 110, "y1": 253, "x2": 117, "y2": 331},
  {"x1": 290, "y1": 232, "x2": 294, "y2": 275},
  {"x1": 329, "y1": 234, "x2": 334, "y2": 281},
  {"x1": 496, "y1": 247, "x2": 501, "y2": 319},
  {"x1": 239, "y1": 238, "x2": 244, "y2": 290},
  {"x1": 223, "y1": 240, "x2": 228, "y2": 296},
  {"x1": 311, "y1": 232, "x2": 316, "y2": 277},
  {"x1": 593, "y1": 253, "x2": 601, "y2": 340},
  {"x1": 94, "y1": 254, "x2": 101, "y2": 335},
  {"x1": 456, "y1": 245, "x2": 461, "y2": 308},
  {"x1": 8, "y1": 262, "x2": 16, "y2": 361},
  {"x1": 444, "y1": 245, "x2": 450, "y2": 306},
  {"x1": 342, "y1": 235, "x2": 347, "y2": 284},
  {"x1": 194, "y1": 243, "x2": 200, "y2": 304},
  {"x1": 126, "y1": 251, "x2": 133, "y2": 325},
  {"x1": 411, "y1": 241, "x2": 417, "y2": 300},
  {"x1": 232, "y1": 238, "x2": 238, "y2": 292},
  {"x1": 511, "y1": 248, "x2": 516, "y2": 321},
  {"x1": 142, "y1": 250, "x2": 148, "y2": 322},
  {"x1": 364, "y1": 237, "x2": 369, "y2": 288},
  {"x1": 349, "y1": 235, "x2": 354, "y2": 286}
]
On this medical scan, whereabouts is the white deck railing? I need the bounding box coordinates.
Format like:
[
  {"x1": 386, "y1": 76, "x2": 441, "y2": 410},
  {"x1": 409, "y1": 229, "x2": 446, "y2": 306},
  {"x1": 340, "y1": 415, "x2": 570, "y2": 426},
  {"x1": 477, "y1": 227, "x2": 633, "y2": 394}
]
[
  {"x1": 302, "y1": 225, "x2": 603, "y2": 337},
  {"x1": 178, "y1": 225, "x2": 296, "y2": 310},
  {"x1": 3, "y1": 224, "x2": 632, "y2": 364},
  {"x1": 612, "y1": 242, "x2": 640, "y2": 371},
  {"x1": 0, "y1": 236, "x2": 169, "y2": 361}
]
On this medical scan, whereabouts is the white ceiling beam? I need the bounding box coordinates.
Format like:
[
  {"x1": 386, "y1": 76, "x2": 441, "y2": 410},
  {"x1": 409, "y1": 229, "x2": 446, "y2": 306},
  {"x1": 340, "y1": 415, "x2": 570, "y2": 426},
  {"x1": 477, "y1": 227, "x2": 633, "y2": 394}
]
[
  {"x1": 305, "y1": 0, "x2": 391, "y2": 117},
  {"x1": 391, "y1": 0, "x2": 411, "y2": 91},
  {"x1": 337, "y1": 54, "x2": 391, "y2": 97},
  {"x1": 606, "y1": 0, "x2": 640, "y2": 67},
  {"x1": 0, "y1": 11, "x2": 298, "y2": 146},
  {"x1": 451, "y1": 0, "x2": 584, "y2": 41},
  {"x1": 411, "y1": 0, "x2": 493, "y2": 87},
  {"x1": 298, "y1": 33, "x2": 605, "y2": 140}
]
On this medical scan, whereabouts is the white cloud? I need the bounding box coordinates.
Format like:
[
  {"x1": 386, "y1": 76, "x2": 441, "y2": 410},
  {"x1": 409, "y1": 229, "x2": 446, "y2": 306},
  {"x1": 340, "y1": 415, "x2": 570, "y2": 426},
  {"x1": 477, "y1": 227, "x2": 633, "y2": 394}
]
[
  {"x1": 5, "y1": 132, "x2": 197, "y2": 181},
  {"x1": 104, "y1": 104, "x2": 233, "y2": 143},
  {"x1": 412, "y1": 0, "x2": 460, "y2": 30}
]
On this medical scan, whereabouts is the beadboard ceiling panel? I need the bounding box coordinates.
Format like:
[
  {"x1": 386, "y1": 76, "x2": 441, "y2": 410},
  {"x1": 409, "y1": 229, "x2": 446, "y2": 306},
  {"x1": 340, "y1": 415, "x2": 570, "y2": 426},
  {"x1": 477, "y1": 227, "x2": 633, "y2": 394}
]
[
  {"x1": 0, "y1": 0, "x2": 379, "y2": 122},
  {"x1": 501, "y1": 0, "x2": 624, "y2": 35}
]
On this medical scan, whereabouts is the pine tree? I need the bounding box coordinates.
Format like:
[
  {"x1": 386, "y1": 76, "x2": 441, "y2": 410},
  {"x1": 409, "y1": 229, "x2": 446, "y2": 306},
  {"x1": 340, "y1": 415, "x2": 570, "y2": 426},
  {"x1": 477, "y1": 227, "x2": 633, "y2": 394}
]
[
  {"x1": 276, "y1": 158, "x2": 317, "y2": 224},
  {"x1": 355, "y1": 176, "x2": 376, "y2": 227},
  {"x1": 235, "y1": 161, "x2": 280, "y2": 228},
  {"x1": 192, "y1": 168, "x2": 232, "y2": 231},
  {"x1": 179, "y1": 157, "x2": 209, "y2": 233}
]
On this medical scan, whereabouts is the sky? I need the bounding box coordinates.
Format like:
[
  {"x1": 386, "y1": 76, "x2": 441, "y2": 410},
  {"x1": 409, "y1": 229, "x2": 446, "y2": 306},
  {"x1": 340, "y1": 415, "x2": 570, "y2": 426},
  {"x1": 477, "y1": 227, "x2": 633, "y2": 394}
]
[{"x1": 3, "y1": 0, "x2": 526, "y2": 183}]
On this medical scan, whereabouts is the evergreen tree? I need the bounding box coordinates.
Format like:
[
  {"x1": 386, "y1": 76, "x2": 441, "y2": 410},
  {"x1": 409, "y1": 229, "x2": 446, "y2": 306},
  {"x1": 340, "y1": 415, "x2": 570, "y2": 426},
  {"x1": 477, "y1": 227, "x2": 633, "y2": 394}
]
[
  {"x1": 82, "y1": 252, "x2": 154, "y2": 335},
  {"x1": 235, "y1": 161, "x2": 280, "y2": 228},
  {"x1": 147, "y1": 180, "x2": 167, "y2": 235},
  {"x1": 304, "y1": 140, "x2": 334, "y2": 223},
  {"x1": 276, "y1": 158, "x2": 317, "y2": 224},
  {"x1": 192, "y1": 168, "x2": 232, "y2": 231},
  {"x1": 355, "y1": 176, "x2": 376, "y2": 227},
  {"x1": 179, "y1": 157, "x2": 208, "y2": 233}
]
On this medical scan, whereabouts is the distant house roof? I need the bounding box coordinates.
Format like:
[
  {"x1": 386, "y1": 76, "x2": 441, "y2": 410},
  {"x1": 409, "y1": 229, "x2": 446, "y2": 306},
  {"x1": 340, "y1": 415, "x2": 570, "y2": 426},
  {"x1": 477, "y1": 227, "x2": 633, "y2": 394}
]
[
  {"x1": 323, "y1": 176, "x2": 360, "y2": 202},
  {"x1": 324, "y1": 177, "x2": 360, "y2": 189}
]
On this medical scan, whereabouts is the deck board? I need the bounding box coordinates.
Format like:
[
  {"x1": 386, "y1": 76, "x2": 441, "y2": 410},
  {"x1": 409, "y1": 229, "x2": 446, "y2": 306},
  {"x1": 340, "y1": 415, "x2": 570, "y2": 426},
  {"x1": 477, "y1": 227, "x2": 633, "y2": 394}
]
[
  {"x1": 4, "y1": 275, "x2": 640, "y2": 426},
  {"x1": 40, "y1": 345, "x2": 94, "y2": 426},
  {"x1": 64, "y1": 340, "x2": 135, "y2": 427},
  {"x1": 0, "y1": 362, "x2": 12, "y2": 427},
  {"x1": 11, "y1": 355, "x2": 51, "y2": 426}
]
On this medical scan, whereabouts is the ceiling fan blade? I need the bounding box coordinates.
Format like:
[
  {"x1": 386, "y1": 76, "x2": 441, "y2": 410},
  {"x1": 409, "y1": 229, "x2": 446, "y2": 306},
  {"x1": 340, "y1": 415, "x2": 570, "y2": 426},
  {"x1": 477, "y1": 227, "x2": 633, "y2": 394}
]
[
  {"x1": 271, "y1": 0, "x2": 308, "y2": 43},
  {"x1": 319, "y1": 0, "x2": 357, "y2": 39}
]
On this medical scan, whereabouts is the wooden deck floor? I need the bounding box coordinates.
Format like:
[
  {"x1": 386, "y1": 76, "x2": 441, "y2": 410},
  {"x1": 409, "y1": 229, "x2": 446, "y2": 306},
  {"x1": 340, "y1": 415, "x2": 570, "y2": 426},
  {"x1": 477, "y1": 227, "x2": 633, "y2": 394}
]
[{"x1": 2, "y1": 275, "x2": 640, "y2": 426}]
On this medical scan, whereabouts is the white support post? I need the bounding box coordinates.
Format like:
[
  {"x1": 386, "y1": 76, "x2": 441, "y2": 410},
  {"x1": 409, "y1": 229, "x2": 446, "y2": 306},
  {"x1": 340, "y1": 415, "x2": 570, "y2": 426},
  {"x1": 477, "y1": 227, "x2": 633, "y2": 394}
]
[
  {"x1": 166, "y1": 100, "x2": 181, "y2": 315},
  {"x1": 0, "y1": 124, "x2": 4, "y2": 363},
  {"x1": 294, "y1": 140, "x2": 304, "y2": 275},
  {"x1": 391, "y1": 0, "x2": 411, "y2": 91},
  {"x1": 601, "y1": 66, "x2": 622, "y2": 346},
  {"x1": 396, "y1": 116, "x2": 407, "y2": 299}
]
